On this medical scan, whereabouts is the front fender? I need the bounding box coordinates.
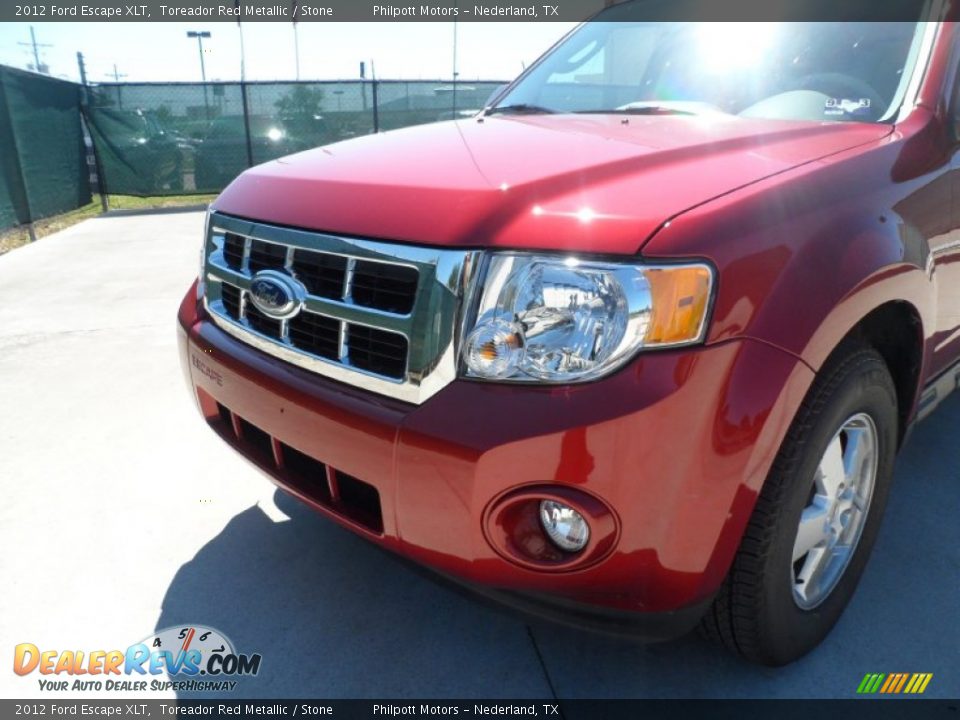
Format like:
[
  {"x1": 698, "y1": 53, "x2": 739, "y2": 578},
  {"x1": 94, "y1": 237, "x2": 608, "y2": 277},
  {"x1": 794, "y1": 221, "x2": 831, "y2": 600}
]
[{"x1": 641, "y1": 116, "x2": 944, "y2": 385}]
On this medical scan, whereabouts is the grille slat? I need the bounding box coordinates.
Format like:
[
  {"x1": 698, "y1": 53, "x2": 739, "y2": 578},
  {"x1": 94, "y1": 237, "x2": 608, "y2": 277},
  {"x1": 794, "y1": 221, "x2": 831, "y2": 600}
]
[
  {"x1": 351, "y1": 260, "x2": 418, "y2": 314},
  {"x1": 223, "y1": 233, "x2": 245, "y2": 271},
  {"x1": 246, "y1": 303, "x2": 283, "y2": 337},
  {"x1": 293, "y1": 249, "x2": 347, "y2": 299},
  {"x1": 221, "y1": 284, "x2": 242, "y2": 321},
  {"x1": 248, "y1": 239, "x2": 287, "y2": 274},
  {"x1": 289, "y1": 313, "x2": 340, "y2": 359},
  {"x1": 349, "y1": 345, "x2": 407, "y2": 362},
  {"x1": 347, "y1": 325, "x2": 408, "y2": 379}
]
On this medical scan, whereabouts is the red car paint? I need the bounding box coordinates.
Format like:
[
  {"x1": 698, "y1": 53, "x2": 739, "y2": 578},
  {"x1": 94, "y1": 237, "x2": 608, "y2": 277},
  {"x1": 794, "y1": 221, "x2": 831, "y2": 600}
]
[
  {"x1": 212, "y1": 116, "x2": 892, "y2": 256},
  {"x1": 179, "y1": 21, "x2": 960, "y2": 630}
]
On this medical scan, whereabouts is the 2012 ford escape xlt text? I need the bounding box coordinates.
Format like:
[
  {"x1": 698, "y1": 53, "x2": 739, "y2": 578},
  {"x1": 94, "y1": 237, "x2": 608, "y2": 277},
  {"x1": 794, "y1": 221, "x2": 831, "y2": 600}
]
[{"x1": 178, "y1": 3, "x2": 958, "y2": 665}]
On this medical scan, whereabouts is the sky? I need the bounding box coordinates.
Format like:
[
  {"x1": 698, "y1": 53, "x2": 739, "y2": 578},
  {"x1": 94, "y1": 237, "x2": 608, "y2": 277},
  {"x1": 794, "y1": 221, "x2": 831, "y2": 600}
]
[{"x1": 0, "y1": 21, "x2": 577, "y2": 84}]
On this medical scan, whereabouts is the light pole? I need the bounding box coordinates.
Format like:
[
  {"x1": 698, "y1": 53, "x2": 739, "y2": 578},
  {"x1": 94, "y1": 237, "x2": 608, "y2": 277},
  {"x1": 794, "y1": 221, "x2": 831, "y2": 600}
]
[
  {"x1": 187, "y1": 30, "x2": 212, "y2": 119},
  {"x1": 452, "y1": 19, "x2": 459, "y2": 114}
]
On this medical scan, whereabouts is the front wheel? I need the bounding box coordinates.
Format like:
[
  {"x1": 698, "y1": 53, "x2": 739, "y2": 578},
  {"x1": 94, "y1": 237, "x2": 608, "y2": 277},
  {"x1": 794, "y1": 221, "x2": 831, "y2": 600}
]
[{"x1": 700, "y1": 342, "x2": 899, "y2": 665}]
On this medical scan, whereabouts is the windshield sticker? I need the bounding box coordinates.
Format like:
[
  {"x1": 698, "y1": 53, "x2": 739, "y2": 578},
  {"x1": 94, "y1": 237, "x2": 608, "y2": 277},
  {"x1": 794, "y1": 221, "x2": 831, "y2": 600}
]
[{"x1": 825, "y1": 98, "x2": 872, "y2": 117}]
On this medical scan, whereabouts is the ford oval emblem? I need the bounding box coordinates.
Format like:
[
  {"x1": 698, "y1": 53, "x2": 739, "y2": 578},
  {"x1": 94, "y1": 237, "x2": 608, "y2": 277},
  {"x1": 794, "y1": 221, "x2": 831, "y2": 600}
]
[{"x1": 247, "y1": 270, "x2": 306, "y2": 321}]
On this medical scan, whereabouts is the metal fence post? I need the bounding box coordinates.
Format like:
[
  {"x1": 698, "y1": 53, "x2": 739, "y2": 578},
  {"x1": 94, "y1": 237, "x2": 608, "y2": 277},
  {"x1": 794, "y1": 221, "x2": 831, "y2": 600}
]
[
  {"x1": 77, "y1": 52, "x2": 109, "y2": 213},
  {"x1": 371, "y1": 79, "x2": 379, "y2": 133},
  {"x1": 240, "y1": 80, "x2": 254, "y2": 169},
  {"x1": 87, "y1": 112, "x2": 110, "y2": 213}
]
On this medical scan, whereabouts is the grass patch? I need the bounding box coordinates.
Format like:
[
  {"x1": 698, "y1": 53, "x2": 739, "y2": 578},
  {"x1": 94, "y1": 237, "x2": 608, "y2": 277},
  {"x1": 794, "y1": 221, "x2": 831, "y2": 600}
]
[{"x1": 0, "y1": 194, "x2": 217, "y2": 255}]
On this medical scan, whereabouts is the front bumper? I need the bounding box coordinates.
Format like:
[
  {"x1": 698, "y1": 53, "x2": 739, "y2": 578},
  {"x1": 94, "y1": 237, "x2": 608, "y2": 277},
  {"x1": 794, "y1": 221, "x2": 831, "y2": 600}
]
[{"x1": 178, "y1": 282, "x2": 813, "y2": 635}]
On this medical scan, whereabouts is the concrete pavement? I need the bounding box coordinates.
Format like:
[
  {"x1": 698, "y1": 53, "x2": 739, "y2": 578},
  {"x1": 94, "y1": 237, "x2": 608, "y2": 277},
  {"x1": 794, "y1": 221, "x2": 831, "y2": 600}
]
[{"x1": 0, "y1": 212, "x2": 956, "y2": 700}]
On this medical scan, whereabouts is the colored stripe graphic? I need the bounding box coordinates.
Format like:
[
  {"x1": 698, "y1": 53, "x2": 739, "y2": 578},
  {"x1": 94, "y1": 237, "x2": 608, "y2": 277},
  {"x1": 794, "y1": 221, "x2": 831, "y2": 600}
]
[
  {"x1": 907, "y1": 673, "x2": 934, "y2": 694},
  {"x1": 857, "y1": 672, "x2": 932, "y2": 694},
  {"x1": 857, "y1": 673, "x2": 885, "y2": 694},
  {"x1": 882, "y1": 673, "x2": 904, "y2": 693}
]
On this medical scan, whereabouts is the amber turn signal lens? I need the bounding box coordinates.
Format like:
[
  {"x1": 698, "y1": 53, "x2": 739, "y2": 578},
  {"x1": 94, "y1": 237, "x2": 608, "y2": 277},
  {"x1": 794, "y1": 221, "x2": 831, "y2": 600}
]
[{"x1": 644, "y1": 266, "x2": 713, "y2": 345}]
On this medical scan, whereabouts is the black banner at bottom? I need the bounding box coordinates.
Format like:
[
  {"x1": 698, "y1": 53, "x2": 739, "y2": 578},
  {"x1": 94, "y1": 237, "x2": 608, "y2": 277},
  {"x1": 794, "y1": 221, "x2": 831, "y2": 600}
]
[{"x1": 0, "y1": 700, "x2": 957, "y2": 720}]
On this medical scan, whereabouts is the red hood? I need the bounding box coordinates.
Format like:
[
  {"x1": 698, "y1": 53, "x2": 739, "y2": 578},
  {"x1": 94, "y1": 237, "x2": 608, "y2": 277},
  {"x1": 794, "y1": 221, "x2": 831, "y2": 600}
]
[{"x1": 213, "y1": 114, "x2": 892, "y2": 255}]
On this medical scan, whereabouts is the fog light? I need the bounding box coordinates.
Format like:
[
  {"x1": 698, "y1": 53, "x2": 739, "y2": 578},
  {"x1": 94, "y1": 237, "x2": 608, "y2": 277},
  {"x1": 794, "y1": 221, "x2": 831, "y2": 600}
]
[{"x1": 539, "y1": 500, "x2": 590, "y2": 552}]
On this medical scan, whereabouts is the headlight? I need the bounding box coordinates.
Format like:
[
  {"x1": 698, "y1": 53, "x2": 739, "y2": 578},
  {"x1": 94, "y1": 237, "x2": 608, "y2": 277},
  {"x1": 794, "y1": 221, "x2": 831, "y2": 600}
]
[{"x1": 461, "y1": 254, "x2": 713, "y2": 383}]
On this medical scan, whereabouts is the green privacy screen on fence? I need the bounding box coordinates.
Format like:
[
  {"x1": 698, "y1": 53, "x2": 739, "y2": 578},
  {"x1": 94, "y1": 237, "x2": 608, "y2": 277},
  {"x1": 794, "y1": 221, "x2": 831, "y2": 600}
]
[
  {"x1": 0, "y1": 70, "x2": 506, "y2": 234},
  {"x1": 0, "y1": 66, "x2": 91, "y2": 232},
  {"x1": 85, "y1": 80, "x2": 505, "y2": 196}
]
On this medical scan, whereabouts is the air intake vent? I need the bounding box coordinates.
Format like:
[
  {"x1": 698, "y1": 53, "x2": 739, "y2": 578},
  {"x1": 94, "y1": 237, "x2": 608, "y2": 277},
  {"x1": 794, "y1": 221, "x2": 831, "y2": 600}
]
[{"x1": 207, "y1": 397, "x2": 384, "y2": 535}]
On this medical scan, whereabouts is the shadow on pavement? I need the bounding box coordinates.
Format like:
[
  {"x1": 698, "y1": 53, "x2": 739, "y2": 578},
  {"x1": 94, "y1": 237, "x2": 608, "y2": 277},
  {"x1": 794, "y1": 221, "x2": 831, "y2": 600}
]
[
  {"x1": 155, "y1": 489, "x2": 552, "y2": 699},
  {"x1": 157, "y1": 396, "x2": 959, "y2": 699}
]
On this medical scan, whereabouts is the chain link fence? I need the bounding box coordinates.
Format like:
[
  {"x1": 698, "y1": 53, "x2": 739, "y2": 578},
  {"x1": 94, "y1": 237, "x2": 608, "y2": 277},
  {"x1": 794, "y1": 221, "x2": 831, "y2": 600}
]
[
  {"x1": 0, "y1": 65, "x2": 91, "y2": 234},
  {"x1": 0, "y1": 67, "x2": 505, "y2": 236},
  {"x1": 84, "y1": 79, "x2": 505, "y2": 196}
]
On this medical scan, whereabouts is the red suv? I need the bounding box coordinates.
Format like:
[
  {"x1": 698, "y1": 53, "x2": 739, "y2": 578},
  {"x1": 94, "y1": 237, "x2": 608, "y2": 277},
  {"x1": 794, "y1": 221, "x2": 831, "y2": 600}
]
[{"x1": 178, "y1": 10, "x2": 957, "y2": 665}]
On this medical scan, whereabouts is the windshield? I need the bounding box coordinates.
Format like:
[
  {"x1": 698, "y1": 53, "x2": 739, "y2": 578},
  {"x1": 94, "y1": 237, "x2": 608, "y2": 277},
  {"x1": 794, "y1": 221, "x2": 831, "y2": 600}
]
[{"x1": 495, "y1": 17, "x2": 928, "y2": 124}]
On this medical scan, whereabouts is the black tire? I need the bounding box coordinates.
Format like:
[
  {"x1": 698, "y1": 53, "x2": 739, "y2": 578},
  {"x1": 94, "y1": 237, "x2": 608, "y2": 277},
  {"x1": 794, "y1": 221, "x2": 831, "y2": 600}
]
[{"x1": 700, "y1": 341, "x2": 899, "y2": 665}]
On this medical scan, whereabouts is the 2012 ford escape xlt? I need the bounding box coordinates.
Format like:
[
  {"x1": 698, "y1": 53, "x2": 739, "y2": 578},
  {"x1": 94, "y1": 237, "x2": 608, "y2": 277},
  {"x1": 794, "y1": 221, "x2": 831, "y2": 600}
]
[{"x1": 178, "y1": 4, "x2": 958, "y2": 664}]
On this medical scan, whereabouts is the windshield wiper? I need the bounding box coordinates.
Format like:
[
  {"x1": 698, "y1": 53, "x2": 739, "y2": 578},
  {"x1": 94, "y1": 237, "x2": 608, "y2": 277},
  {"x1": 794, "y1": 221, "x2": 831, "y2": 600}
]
[{"x1": 486, "y1": 103, "x2": 557, "y2": 116}]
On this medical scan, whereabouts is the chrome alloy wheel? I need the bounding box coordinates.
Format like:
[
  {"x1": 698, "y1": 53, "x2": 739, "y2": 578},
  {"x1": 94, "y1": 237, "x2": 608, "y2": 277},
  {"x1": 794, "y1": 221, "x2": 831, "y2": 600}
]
[{"x1": 791, "y1": 413, "x2": 878, "y2": 610}]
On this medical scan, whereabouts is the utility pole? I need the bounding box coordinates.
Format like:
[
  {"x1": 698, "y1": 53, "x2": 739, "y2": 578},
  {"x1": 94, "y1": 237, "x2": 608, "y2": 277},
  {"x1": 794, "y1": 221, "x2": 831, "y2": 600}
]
[
  {"x1": 18, "y1": 26, "x2": 51, "y2": 74},
  {"x1": 110, "y1": 63, "x2": 128, "y2": 109},
  {"x1": 76, "y1": 51, "x2": 88, "y2": 86},
  {"x1": 187, "y1": 30, "x2": 212, "y2": 120},
  {"x1": 30, "y1": 27, "x2": 42, "y2": 72}
]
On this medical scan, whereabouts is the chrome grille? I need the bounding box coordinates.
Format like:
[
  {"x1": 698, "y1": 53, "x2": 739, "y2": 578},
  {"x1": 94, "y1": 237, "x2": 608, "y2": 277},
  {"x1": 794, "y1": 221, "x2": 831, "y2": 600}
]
[{"x1": 202, "y1": 212, "x2": 480, "y2": 404}]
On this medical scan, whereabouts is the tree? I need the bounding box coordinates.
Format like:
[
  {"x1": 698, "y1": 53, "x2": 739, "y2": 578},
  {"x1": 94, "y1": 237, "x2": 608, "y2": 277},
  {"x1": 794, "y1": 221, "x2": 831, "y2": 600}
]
[{"x1": 274, "y1": 85, "x2": 325, "y2": 137}]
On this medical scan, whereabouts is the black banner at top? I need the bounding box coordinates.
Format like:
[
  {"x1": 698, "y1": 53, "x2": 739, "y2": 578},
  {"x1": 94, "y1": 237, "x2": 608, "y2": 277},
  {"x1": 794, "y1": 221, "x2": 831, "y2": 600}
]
[{"x1": 2, "y1": 0, "x2": 937, "y2": 23}]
